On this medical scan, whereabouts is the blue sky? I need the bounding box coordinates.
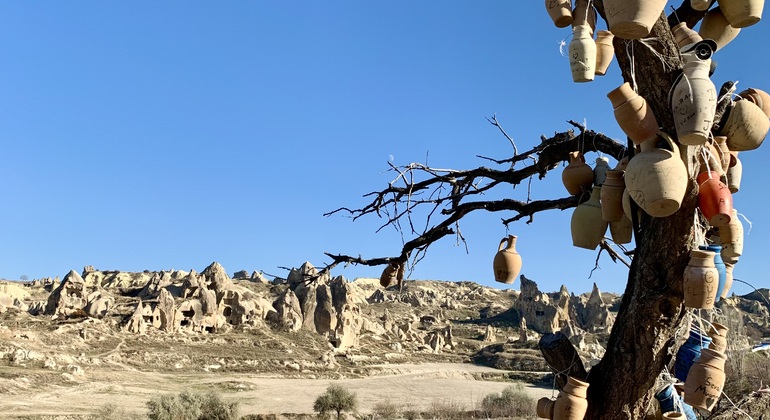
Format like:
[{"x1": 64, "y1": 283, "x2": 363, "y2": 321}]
[{"x1": 0, "y1": 2, "x2": 768, "y2": 295}]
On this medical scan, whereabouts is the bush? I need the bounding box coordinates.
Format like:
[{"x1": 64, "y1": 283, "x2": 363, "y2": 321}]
[
  {"x1": 371, "y1": 399, "x2": 399, "y2": 419},
  {"x1": 427, "y1": 399, "x2": 466, "y2": 420},
  {"x1": 478, "y1": 383, "x2": 536, "y2": 419},
  {"x1": 146, "y1": 390, "x2": 239, "y2": 420},
  {"x1": 313, "y1": 384, "x2": 358, "y2": 420}
]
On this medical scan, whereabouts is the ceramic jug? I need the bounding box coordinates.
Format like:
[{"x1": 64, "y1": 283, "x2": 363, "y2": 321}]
[
  {"x1": 603, "y1": 0, "x2": 667, "y2": 39},
  {"x1": 493, "y1": 235, "x2": 523, "y2": 284},
  {"x1": 684, "y1": 348, "x2": 727, "y2": 410},
  {"x1": 569, "y1": 24, "x2": 596, "y2": 83},
  {"x1": 571, "y1": 186, "x2": 608, "y2": 250},
  {"x1": 379, "y1": 262, "x2": 404, "y2": 288},
  {"x1": 562, "y1": 151, "x2": 594, "y2": 195},
  {"x1": 546, "y1": 0, "x2": 573, "y2": 28},
  {"x1": 675, "y1": 326, "x2": 713, "y2": 381},
  {"x1": 722, "y1": 263, "x2": 734, "y2": 298},
  {"x1": 719, "y1": 209, "x2": 743, "y2": 259},
  {"x1": 716, "y1": 0, "x2": 764, "y2": 28},
  {"x1": 739, "y1": 87, "x2": 770, "y2": 118},
  {"x1": 593, "y1": 156, "x2": 612, "y2": 185},
  {"x1": 699, "y1": 7, "x2": 742, "y2": 51},
  {"x1": 683, "y1": 250, "x2": 720, "y2": 310},
  {"x1": 625, "y1": 133, "x2": 687, "y2": 217},
  {"x1": 536, "y1": 397, "x2": 555, "y2": 418},
  {"x1": 723, "y1": 99, "x2": 770, "y2": 151},
  {"x1": 595, "y1": 30, "x2": 615, "y2": 75},
  {"x1": 609, "y1": 214, "x2": 633, "y2": 244},
  {"x1": 601, "y1": 170, "x2": 625, "y2": 222},
  {"x1": 608, "y1": 83, "x2": 659, "y2": 145},
  {"x1": 553, "y1": 376, "x2": 589, "y2": 420},
  {"x1": 572, "y1": 0, "x2": 596, "y2": 34},
  {"x1": 699, "y1": 244, "x2": 727, "y2": 302},
  {"x1": 697, "y1": 171, "x2": 733, "y2": 227},
  {"x1": 672, "y1": 22, "x2": 702, "y2": 48},
  {"x1": 671, "y1": 48, "x2": 717, "y2": 145},
  {"x1": 713, "y1": 136, "x2": 730, "y2": 171},
  {"x1": 708, "y1": 322, "x2": 729, "y2": 353},
  {"x1": 690, "y1": 0, "x2": 712, "y2": 11}
]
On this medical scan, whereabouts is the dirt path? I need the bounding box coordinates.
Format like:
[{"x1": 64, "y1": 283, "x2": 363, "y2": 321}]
[{"x1": 0, "y1": 363, "x2": 554, "y2": 417}]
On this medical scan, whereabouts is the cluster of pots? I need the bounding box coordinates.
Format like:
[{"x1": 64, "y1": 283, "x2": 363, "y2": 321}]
[{"x1": 536, "y1": 376, "x2": 589, "y2": 419}]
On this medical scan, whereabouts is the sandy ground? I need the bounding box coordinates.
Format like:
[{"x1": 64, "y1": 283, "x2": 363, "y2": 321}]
[{"x1": 0, "y1": 363, "x2": 554, "y2": 417}]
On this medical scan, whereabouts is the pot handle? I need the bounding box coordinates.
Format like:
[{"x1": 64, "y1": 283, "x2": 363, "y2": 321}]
[
  {"x1": 658, "y1": 131, "x2": 680, "y2": 159},
  {"x1": 498, "y1": 237, "x2": 510, "y2": 252}
]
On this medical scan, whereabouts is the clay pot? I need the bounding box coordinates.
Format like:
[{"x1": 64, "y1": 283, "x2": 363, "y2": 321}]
[
  {"x1": 571, "y1": 186, "x2": 608, "y2": 250},
  {"x1": 739, "y1": 88, "x2": 770, "y2": 118},
  {"x1": 608, "y1": 83, "x2": 659, "y2": 145},
  {"x1": 546, "y1": 0, "x2": 573, "y2": 28},
  {"x1": 662, "y1": 413, "x2": 687, "y2": 419},
  {"x1": 672, "y1": 22, "x2": 702, "y2": 48},
  {"x1": 625, "y1": 133, "x2": 688, "y2": 217},
  {"x1": 719, "y1": 209, "x2": 743, "y2": 259},
  {"x1": 379, "y1": 262, "x2": 404, "y2": 288},
  {"x1": 697, "y1": 171, "x2": 733, "y2": 227},
  {"x1": 562, "y1": 151, "x2": 594, "y2": 195},
  {"x1": 716, "y1": 0, "x2": 764, "y2": 28},
  {"x1": 700, "y1": 244, "x2": 727, "y2": 303},
  {"x1": 601, "y1": 170, "x2": 625, "y2": 222},
  {"x1": 671, "y1": 57, "x2": 717, "y2": 145},
  {"x1": 684, "y1": 348, "x2": 727, "y2": 410},
  {"x1": 675, "y1": 326, "x2": 713, "y2": 381},
  {"x1": 683, "y1": 250, "x2": 720, "y2": 310},
  {"x1": 536, "y1": 397, "x2": 556, "y2": 418},
  {"x1": 708, "y1": 322, "x2": 729, "y2": 353},
  {"x1": 609, "y1": 214, "x2": 633, "y2": 244},
  {"x1": 614, "y1": 156, "x2": 629, "y2": 171},
  {"x1": 713, "y1": 136, "x2": 731, "y2": 170},
  {"x1": 569, "y1": 24, "x2": 596, "y2": 83},
  {"x1": 699, "y1": 7, "x2": 742, "y2": 51},
  {"x1": 722, "y1": 263, "x2": 734, "y2": 298},
  {"x1": 699, "y1": 142, "x2": 725, "y2": 177},
  {"x1": 603, "y1": 0, "x2": 667, "y2": 39},
  {"x1": 493, "y1": 235, "x2": 523, "y2": 285},
  {"x1": 595, "y1": 30, "x2": 615, "y2": 76},
  {"x1": 726, "y1": 154, "x2": 742, "y2": 192},
  {"x1": 553, "y1": 376, "x2": 589, "y2": 420},
  {"x1": 572, "y1": 0, "x2": 596, "y2": 34},
  {"x1": 723, "y1": 99, "x2": 770, "y2": 151},
  {"x1": 593, "y1": 156, "x2": 612, "y2": 185},
  {"x1": 690, "y1": 0, "x2": 712, "y2": 11}
]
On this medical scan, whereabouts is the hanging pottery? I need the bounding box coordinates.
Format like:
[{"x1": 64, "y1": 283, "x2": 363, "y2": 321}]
[
  {"x1": 614, "y1": 156, "x2": 629, "y2": 171},
  {"x1": 601, "y1": 170, "x2": 625, "y2": 222},
  {"x1": 699, "y1": 244, "x2": 727, "y2": 302},
  {"x1": 603, "y1": 0, "x2": 667, "y2": 39},
  {"x1": 562, "y1": 151, "x2": 594, "y2": 195},
  {"x1": 690, "y1": 0, "x2": 712, "y2": 11},
  {"x1": 697, "y1": 171, "x2": 733, "y2": 227},
  {"x1": 625, "y1": 133, "x2": 688, "y2": 217},
  {"x1": 553, "y1": 376, "x2": 589, "y2": 420},
  {"x1": 719, "y1": 209, "x2": 743, "y2": 259},
  {"x1": 608, "y1": 83, "x2": 660, "y2": 144},
  {"x1": 622, "y1": 188, "x2": 643, "y2": 222},
  {"x1": 672, "y1": 22, "x2": 703, "y2": 49},
  {"x1": 569, "y1": 24, "x2": 596, "y2": 83},
  {"x1": 493, "y1": 235, "x2": 523, "y2": 284},
  {"x1": 593, "y1": 156, "x2": 612, "y2": 185},
  {"x1": 716, "y1": 0, "x2": 764, "y2": 28},
  {"x1": 699, "y1": 7, "x2": 742, "y2": 52},
  {"x1": 671, "y1": 42, "x2": 717, "y2": 145},
  {"x1": 683, "y1": 250, "x2": 720, "y2": 310},
  {"x1": 713, "y1": 136, "x2": 731, "y2": 170},
  {"x1": 722, "y1": 99, "x2": 770, "y2": 151},
  {"x1": 699, "y1": 142, "x2": 725, "y2": 176},
  {"x1": 726, "y1": 154, "x2": 742, "y2": 192},
  {"x1": 739, "y1": 87, "x2": 770, "y2": 118},
  {"x1": 536, "y1": 397, "x2": 556, "y2": 419},
  {"x1": 654, "y1": 384, "x2": 698, "y2": 419},
  {"x1": 595, "y1": 30, "x2": 615, "y2": 76},
  {"x1": 722, "y1": 262, "x2": 734, "y2": 298},
  {"x1": 546, "y1": 0, "x2": 573, "y2": 28},
  {"x1": 571, "y1": 186, "x2": 608, "y2": 250},
  {"x1": 675, "y1": 325, "x2": 713, "y2": 381},
  {"x1": 572, "y1": 0, "x2": 596, "y2": 34},
  {"x1": 708, "y1": 322, "x2": 729, "y2": 353},
  {"x1": 379, "y1": 262, "x2": 404, "y2": 288},
  {"x1": 662, "y1": 413, "x2": 687, "y2": 420},
  {"x1": 684, "y1": 348, "x2": 727, "y2": 411},
  {"x1": 609, "y1": 215, "x2": 633, "y2": 244}
]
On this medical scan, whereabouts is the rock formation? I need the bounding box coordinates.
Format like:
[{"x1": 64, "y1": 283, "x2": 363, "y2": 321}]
[
  {"x1": 571, "y1": 283, "x2": 615, "y2": 333},
  {"x1": 268, "y1": 289, "x2": 303, "y2": 332},
  {"x1": 157, "y1": 288, "x2": 176, "y2": 332},
  {"x1": 45, "y1": 270, "x2": 87, "y2": 318},
  {"x1": 201, "y1": 262, "x2": 233, "y2": 301},
  {"x1": 512, "y1": 275, "x2": 574, "y2": 334}
]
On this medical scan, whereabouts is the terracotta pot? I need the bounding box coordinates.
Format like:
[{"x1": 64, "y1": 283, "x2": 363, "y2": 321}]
[
  {"x1": 536, "y1": 397, "x2": 555, "y2": 418},
  {"x1": 603, "y1": 0, "x2": 667, "y2": 39},
  {"x1": 672, "y1": 22, "x2": 703, "y2": 48},
  {"x1": 493, "y1": 235, "x2": 523, "y2": 284},
  {"x1": 699, "y1": 142, "x2": 725, "y2": 177},
  {"x1": 609, "y1": 214, "x2": 633, "y2": 244},
  {"x1": 697, "y1": 171, "x2": 733, "y2": 227},
  {"x1": 379, "y1": 262, "x2": 404, "y2": 288},
  {"x1": 571, "y1": 186, "x2": 608, "y2": 250},
  {"x1": 614, "y1": 156, "x2": 629, "y2": 171},
  {"x1": 625, "y1": 133, "x2": 688, "y2": 217},
  {"x1": 700, "y1": 244, "x2": 727, "y2": 303},
  {"x1": 553, "y1": 377, "x2": 589, "y2": 420},
  {"x1": 675, "y1": 326, "x2": 713, "y2": 381},
  {"x1": 662, "y1": 413, "x2": 687, "y2": 419},
  {"x1": 713, "y1": 136, "x2": 731, "y2": 170},
  {"x1": 719, "y1": 209, "x2": 743, "y2": 259},
  {"x1": 708, "y1": 322, "x2": 729, "y2": 353},
  {"x1": 593, "y1": 156, "x2": 612, "y2": 185},
  {"x1": 683, "y1": 249, "x2": 719, "y2": 310},
  {"x1": 699, "y1": 7, "x2": 742, "y2": 52},
  {"x1": 690, "y1": 0, "x2": 712, "y2": 11},
  {"x1": 716, "y1": 0, "x2": 764, "y2": 28},
  {"x1": 569, "y1": 24, "x2": 596, "y2": 83},
  {"x1": 739, "y1": 87, "x2": 770, "y2": 118},
  {"x1": 546, "y1": 0, "x2": 573, "y2": 28},
  {"x1": 723, "y1": 99, "x2": 770, "y2": 151},
  {"x1": 608, "y1": 83, "x2": 660, "y2": 144},
  {"x1": 722, "y1": 262, "x2": 734, "y2": 298},
  {"x1": 726, "y1": 154, "x2": 742, "y2": 192},
  {"x1": 684, "y1": 348, "x2": 727, "y2": 410},
  {"x1": 671, "y1": 57, "x2": 717, "y2": 145},
  {"x1": 572, "y1": 0, "x2": 596, "y2": 34},
  {"x1": 595, "y1": 30, "x2": 615, "y2": 76},
  {"x1": 601, "y1": 170, "x2": 625, "y2": 222},
  {"x1": 562, "y1": 151, "x2": 594, "y2": 195}
]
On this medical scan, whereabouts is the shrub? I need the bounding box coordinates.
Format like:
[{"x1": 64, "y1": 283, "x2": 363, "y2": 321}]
[
  {"x1": 427, "y1": 399, "x2": 466, "y2": 420},
  {"x1": 313, "y1": 384, "x2": 358, "y2": 420},
  {"x1": 478, "y1": 383, "x2": 536, "y2": 419},
  {"x1": 371, "y1": 399, "x2": 399, "y2": 419},
  {"x1": 146, "y1": 390, "x2": 239, "y2": 420}
]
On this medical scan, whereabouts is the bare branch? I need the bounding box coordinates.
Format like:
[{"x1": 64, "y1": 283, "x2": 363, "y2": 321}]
[{"x1": 486, "y1": 114, "x2": 519, "y2": 158}]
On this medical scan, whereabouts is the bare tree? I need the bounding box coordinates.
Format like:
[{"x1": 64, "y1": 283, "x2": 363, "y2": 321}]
[{"x1": 320, "y1": 2, "x2": 755, "y2": 419}]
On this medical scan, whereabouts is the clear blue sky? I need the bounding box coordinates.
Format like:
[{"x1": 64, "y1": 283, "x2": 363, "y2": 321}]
[{"x1": 1, "y1": 2, "x2": 768, "y2": 295}]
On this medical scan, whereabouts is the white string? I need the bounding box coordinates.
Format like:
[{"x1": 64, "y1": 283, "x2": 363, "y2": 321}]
[
  {"x1": 738, "y1": 212, "x2": 753, "y2": 234},
  {"x1": 717, "y1": 81, "x2": 740, "y2": 105},
  {"x1": 626, "y1": 42, "x2": 638, "y2": 92},
  {"x1": 637, "y1": 37, "x2": 678, "y2": 71},
  {"x1": 550, "y1": 352, "x2": 580, "y2": 399},
  {"x1": 720, "y1": 391, "x2": 755, "y2": 420}
]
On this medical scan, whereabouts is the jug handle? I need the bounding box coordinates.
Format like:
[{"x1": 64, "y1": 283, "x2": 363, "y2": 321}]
[
  {"x1": 498, "y1": 236, "x2": 510, "y2": 252},
  {"x1": 657, "y1": 131, "x2": 681, "y2": 159}
]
